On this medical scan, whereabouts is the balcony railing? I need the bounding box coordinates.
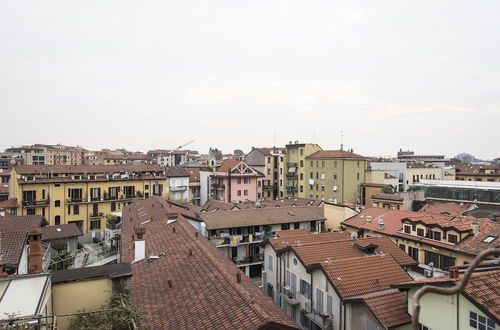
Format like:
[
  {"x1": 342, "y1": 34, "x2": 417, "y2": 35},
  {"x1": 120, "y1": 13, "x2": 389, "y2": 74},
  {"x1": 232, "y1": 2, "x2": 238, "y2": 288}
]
[
  {"x1": 280, "y1": 290, "x2": 300, "y2": 306},
  {"x1": 22, "y1": 199, "x2": 50, "y2": 207},
  {"x1": 212, "y1": 183, "x2": 225, "y2": 190},
  {"x1": 90, "y1": 212, "x2": 106, "y2": 218},
  {"x1": 169, "y1": 186, "x2": 188, "y2": 192},
  {"x1": 287, "y1": 162, "x2": 297, "y2": 167},
  {"x1": 286, "y1": 173, "x2": 298, "y2": 180},
  {"x1": 263, "y1": 184, "x2": 277, "y2": 191},
  {"x1": 233, "y1": 254, "x2": 264, "y2": 265},
  {"x1": 210, "y1": 232, "x2": 268, "y2": 246}
]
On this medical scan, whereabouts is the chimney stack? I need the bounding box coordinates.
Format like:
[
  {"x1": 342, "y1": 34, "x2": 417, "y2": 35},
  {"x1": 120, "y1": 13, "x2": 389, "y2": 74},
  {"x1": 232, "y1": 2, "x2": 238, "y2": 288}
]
[
  {"x1": 448, "y1": 267, "x2": 459, "y2": 279},
  {"x1": 133, "y1": 225, "x2": 146, "y2": 262},
  {"x1": 28, "y1": 227, "x2": 43, "y2": 274},
  {"x1": 471, "y1": 222, "x2": 480, "y2": 236}
]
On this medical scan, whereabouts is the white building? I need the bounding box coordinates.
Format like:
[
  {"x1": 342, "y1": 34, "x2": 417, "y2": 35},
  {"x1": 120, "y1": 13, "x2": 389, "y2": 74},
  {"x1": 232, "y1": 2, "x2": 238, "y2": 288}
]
[{"x1": 165, "y1": 167, "x2": 190, "y2": 203}]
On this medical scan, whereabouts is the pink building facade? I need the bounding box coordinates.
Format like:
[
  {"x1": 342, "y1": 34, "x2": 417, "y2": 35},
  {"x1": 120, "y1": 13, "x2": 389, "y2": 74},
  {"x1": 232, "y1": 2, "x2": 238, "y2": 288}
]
[{"x1": 212, "y1": 159, "x2": 262, "y2": 203}]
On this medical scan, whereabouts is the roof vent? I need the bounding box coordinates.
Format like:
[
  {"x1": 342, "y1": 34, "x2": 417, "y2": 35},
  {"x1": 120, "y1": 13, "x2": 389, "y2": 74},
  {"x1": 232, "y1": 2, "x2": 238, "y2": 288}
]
[
  {"x1": 378, "y1": 218, "x2": 385, "y2": 230},
  {"x1": 148, "y1": 256, "x2": 159, "y2": 263},
  {"x1": 236, "y1": 272, "x2": 242, "y2": 283},
  {"x1": 167, "y1": 280, "x2": 172, "y2": 288},
  {"x1": 288, "y1": 211, "x2": 295, "y2": 216}
]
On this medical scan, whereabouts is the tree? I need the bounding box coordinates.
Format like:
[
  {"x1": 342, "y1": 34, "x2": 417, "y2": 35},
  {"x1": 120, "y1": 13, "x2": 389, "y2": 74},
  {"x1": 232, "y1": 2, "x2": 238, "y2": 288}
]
[{"x1": 69, "y1": 293, "x2": 142, "y2": 330}]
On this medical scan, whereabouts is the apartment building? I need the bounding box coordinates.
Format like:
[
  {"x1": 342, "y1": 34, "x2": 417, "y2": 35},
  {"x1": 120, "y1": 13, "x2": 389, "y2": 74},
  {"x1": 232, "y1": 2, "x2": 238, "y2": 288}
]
[
  {"x1": 245, "y1": 147, "x2": 286, "y2": 199},
  {"x1": 455, "y1": 164, "x2": 500, "y2": 182},
  {"x1": 262, "y1": 230, "x2": 416, "y2": 329},
  {"x1": 342, "y1": 208, "x2": 500, "y2": 271},
  {"x1": 4, "y1": 145, "x2": 47, "y2": 165},
  {"x1": 4, "y1": 144, "x2": 85, "y2": 166},
  {"x1": 121, "y1": 197, "x2": 300, "y2": 330},
  {"x1": 199, "y1": 206, "x2": 326, "y2": 278},
  {"x1": 147, "y1": 149, "x2": 189, "y2": 166},
  {"x1": 211, "y1": 158, "x2": 262, "y2": 203},
  {"x1": 165, "y1": 167, "x2": 189, "y2": 203},
  {"x1": 394, "y1": 270, "x2": 500, "y2": 330},
  {"x1": 9, "y1": 165, "x2": 167, "y2": 234},
  {"x1": 186, "y1": 167, "x2": 201, "y2": 205},
  {"x1": 304, "y1": 150, "x2": 368, "y2": 204},
  {"x1": 285, "y1": 142, "x2": 322, "y2": 198}
]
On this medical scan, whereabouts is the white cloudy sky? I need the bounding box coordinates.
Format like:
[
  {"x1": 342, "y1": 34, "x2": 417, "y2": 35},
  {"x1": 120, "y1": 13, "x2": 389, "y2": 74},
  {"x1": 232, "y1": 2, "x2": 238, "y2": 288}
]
[{"x1": 1, "y1": 1, "x2": 499, "y2": 159}]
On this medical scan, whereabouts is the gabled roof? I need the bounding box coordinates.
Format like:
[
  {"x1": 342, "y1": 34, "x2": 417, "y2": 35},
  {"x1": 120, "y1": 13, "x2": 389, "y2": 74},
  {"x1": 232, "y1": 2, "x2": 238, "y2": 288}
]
[
  {"x1": 198, "y1": 206, "x2": 325, "y2": 230},
  {"x1": 305, "y1": 150, "x2": 367, "y2": 160},
  {"x1": 0, "y1": 215, "x2": 44, "y2": 266},
  {"x1": 121, "y1": 197, "x2": 299, "y2": 330},
  {"x1": 351, "y1": 290, "x2": 411, "y2": 328},
  {"x1": 321, "y1": 255, "x2": 412, "y2": 298},
  {"x1": 342, "y1": 208, "x2": 419, "y2": 235},
  {"x1": 42, "y1": 223, "x2": 82, "y2": 241},
  {"x1": 164, "y1": 166, "x2": 190, "y2": 178}
]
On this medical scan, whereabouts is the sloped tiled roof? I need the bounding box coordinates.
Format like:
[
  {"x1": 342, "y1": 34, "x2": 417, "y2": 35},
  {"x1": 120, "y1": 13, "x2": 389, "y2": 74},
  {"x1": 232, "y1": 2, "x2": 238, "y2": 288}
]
[
  {"x1": 42, "y1": 223, "x2": 82, "y2": 240},
  {"x1": 419, "y1": 201, "x2": 471, "y2": 215},
  {"x1": 322, "y1": 255, "x2": 412, "y2": 298},
  {"x1": 199, "y1": 206, "x2": 325, "y2": 230},
  {"x1": 121, "y1": 196, "x2": 299, "y2": 330},
  {"x1": 164, "y1": 166, "x2": 190, "y2": 178},
  {"x1": 359, "y1": 290, "x2": 411, "y2": 328},
  {"x1": 371, "y1": 193, "x2": 403, "y2": 202},
  {"x1": 0, "y1": 198, "x2": 18, "y2": 209},
  {"x1": 305, "y1": 150, "x2": 367, "y2": 159},
  {"x1": 342, "y1": 208, "x2": 419, "y2": 235},
  {"x1": 0, "y1": 214, "x2": 43, "y2": 265}
]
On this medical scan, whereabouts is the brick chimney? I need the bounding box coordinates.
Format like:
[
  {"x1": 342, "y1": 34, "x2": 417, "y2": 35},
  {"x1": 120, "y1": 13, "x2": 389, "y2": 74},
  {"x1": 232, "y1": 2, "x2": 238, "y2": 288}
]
[{"x1": 28, "y1": 227, "x2": 43, "y2": 274}]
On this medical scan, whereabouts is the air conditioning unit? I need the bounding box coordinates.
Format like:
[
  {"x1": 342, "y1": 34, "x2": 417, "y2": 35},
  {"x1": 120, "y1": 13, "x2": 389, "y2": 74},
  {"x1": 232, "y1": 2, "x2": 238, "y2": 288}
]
[{"x1": 424, "y1": 269, "x2": 433, "y2": 278}]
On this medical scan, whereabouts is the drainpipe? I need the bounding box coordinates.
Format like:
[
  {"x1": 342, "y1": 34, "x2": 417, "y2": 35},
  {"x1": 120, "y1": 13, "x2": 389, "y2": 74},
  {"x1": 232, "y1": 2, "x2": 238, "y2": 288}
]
[
  {"x1": 456, "y1": 292, "x2": 459, "y2": 330},
  {"x1": 343, "y1": 301, "x2": 346, "y2": 330},
  {"x1": 310, "y1": 272, "x2": 313, "y2": 313}
]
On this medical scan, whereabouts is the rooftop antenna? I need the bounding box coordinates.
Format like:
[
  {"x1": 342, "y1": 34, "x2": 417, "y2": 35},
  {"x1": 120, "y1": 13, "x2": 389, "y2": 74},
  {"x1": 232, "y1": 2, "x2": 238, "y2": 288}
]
[{"x1": 340, "y1": 130, "x2": 344, "y2": 151}]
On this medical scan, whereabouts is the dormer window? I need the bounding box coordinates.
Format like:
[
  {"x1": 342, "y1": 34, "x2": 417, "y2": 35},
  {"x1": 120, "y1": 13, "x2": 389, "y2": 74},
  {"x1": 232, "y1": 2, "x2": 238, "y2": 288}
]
[{"x1": 404, "y1": 225, "x2": 411, "y2": 234}]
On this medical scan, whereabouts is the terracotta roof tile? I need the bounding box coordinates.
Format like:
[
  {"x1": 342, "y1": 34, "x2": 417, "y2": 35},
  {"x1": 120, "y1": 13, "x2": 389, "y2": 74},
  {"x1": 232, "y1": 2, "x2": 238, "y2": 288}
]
[
  {"x1": 323, "y1": 255, "x2": 412, "y2": 298},
  {"x1": 371, "y1": 193, "x2": 403, "y2": 202},
  {"x1": 0, "y1": 198, "x2": 18, "y2": 209},
  {"x1": 418, "y1": 201, "x2": 472, "y2": 215},
  {"x1": 360, "y1": 290, "x2": 411, "y2": 328},
  {"x1": 199, "y1": 207, "x2": 325, "y2": 230},
  {"x1": 42, "y1": 223, "x2": 82, "y2": 240},
  {"x1": 121, "y1": 196, "x2": 299, "y2": 330}
]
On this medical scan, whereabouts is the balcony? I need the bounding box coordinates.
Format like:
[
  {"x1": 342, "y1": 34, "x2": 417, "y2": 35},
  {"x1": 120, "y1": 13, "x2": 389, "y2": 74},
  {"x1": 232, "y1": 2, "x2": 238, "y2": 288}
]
[
  {"x1": 305, "y1": 306, "x2": 333, "y2": 330},
  {"x1": 287, "y1": 162, "x2": 297, "y2": 168},
  {"x1": 286, "y1": 173, "x2": 298, "y2": 180},
  {"x1": 90, "y1": 212, "x2": 106, "y2": 218},
  {"x1": 169, "y1": 185, "x2": 188, "y2": 192},
  {"x1": 210, "y1": 232, "x2": 268, "y2": 247},
  {"x1": 233, "y1": 254, "x2": 264, "y2": 266},
  {"x1": 280, "y1": 289, "x2": 300, "y2": 306},
  {"x1": 192, "y1": 193, "x2": 201, "y2": 200},
  {"x1": 22, "y1": 199, "x2": 50, "y2": 207},
  {"x1": 263, "y1": 184, "x2": 277, "y2": 191},
  {"x1": 212, "y1": 183, "x2": 225, "y2": 190}
]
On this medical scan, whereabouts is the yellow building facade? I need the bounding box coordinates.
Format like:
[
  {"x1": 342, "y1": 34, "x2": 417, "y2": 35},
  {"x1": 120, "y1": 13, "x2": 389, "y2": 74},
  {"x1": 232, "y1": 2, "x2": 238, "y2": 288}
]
[
  {"x1": 284, "y1": 142, "x2": 322, "y2": 198},
  {"x1": 9, "y1": 165, "x2": 167, "y2": 233}
]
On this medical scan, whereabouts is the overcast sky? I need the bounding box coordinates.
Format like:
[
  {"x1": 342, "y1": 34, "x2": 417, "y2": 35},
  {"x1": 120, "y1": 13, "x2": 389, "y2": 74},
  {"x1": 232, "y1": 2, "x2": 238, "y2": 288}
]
[{"x1": 1, "y1": 1, "x2": 499, "y2": 159}]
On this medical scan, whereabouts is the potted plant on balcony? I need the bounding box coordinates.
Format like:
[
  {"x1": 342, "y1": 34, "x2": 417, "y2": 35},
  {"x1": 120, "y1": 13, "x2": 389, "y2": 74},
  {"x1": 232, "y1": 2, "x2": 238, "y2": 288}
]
[{"x1": 106, "y1": 214, "x2": 120, "y2": 230}]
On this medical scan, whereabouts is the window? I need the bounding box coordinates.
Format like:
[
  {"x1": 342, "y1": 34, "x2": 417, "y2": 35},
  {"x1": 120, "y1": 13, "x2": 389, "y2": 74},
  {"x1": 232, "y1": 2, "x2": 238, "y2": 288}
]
[
  {"x1": 300, "y1": 149, "x2": 304, "y2": 156},
  {"x1": 333, "y1": 173, "x2": 337, "y2": 180},
  {"x1": 333, "y1": 185, "x2": 338, "y2": 192},
  {"x1": 73, "y1": 205, "x2": 79, "y2": 215},
  {"x1": 470, "y1": 311, "x2": 495, "y2": 330},
  {"x1": 268, "y1": 255, "x2": 273, "y2": 270},
  {"x1": 55, "y1": 200, "x2": 61, "y2": 207},
  {"x1": 357, "y1": 173, "x2": 360, "y2": 180},
  {"x1": 237, "y1": 178, "x2": 241, "y2": 184},
  {"x1": 399, "y1": 244, "x2": 406, "y2": 252},
  {"x1": 433, "y1": 231, "x2": 441, "y2": 241},
  {"x1": 300, "y1": 160, "x2": 303, "y2": 167},
  {"x1": 90, "y1": 187, "x2": 101, "y2": 201},
  {"x1": 281, "y1": 223, "x2": 290, "y2": 230},
  {"x1": 321, "y1": 185, "x2": 325, "y2": 191},
  {"x1": 300, "y1": 185, "x2": 303, "y2": 193},
  {"x1": 327, "y1": 295, "x2": 333, "y2": 315},
  {"x1": 417, "y1": 228, "x2": 424, "y2": 237},
  {"x1": 321, "y1": 172, "x2": 325, "y2": 179},
  {"x1": 483, "y1": 235, "x2": 497, "y2": 243},
  {"x1": 68, "y1": 188, "x2": 82, "y2": 202},
  {"x1": 310, "y1": 161, "x2": 313, "y2": 167},
  {"x1": 404, "y1": 225, "x2": 411, "y2": 234},
  {"x1": 300, "y1": 173, "x2": 303, "y2": 180},
  {"x1": 448, "y1": 234, "x2": 458, "y2": 243},
  {"x1": 300, "y1": 280, "x2": 311, "y2": 299},
  {"x1": 111, "y1": 202, "x2": 116, "y2": 211},
  {"x1": 27, "y1": 208, "x2": 35, "y2": 215},
  {"x1": 316, "y1": 172, "x2": 319, "y2": 179},
  {"x1": 237, "y1": 190, "x2": 241, "y2": 196},
  {"x1": 408, "y1": 246, "x2": 419, "y2": 261},
  {"x1": 145, "y1": 184, "x2": 149, "y2": 190},
  {"x1": 294, "y1": 222, "x2": 300, "y2": 229},
  {"x1": 316, "y1": 288, "x2": 324, "y2": 314},
  {"x1": 90, "y1": 219, "x2": 100, "y2": 230},
  {"x1": 244, "y1": 190, "x2": 248, "y2": 196},
  {"x1": 22, "y1": 190, "x2": 36, "y2": 202},
  {"x1": 334, "y1": 160, "x2": 337, "y2": 168},
  {"x1": 55, "y1": 215, "x2": 60, "y2": 226},
  {"x1": 67, "y1": 205, "x2": 71, "y2": 215}
]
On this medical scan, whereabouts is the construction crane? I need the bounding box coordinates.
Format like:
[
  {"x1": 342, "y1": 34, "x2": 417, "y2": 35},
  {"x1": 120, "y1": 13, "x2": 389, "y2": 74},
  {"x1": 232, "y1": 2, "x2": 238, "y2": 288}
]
[{"x1": 174, "y1": 140, "x2": 195, "y2": 151}]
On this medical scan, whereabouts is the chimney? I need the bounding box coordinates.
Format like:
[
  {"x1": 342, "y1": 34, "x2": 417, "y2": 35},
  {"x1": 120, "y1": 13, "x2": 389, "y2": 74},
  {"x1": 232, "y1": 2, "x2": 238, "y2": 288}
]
[
  {"x1": 449, "y1": 267, "x2": 459, "y2": 279},
  {"x1": 471, "y1": 222, "x2": 480, "y2": 236},
  {"x1": 133, "y1": 225, "x2": 146, "y2": 262},
  {"x1": 0, "y1": 263, "x2": 8, "y2": 277},
  {"x1": 28, "y1": 227, "x2": 43, "y2": 274},
  {"x1": 378, "y1": 218, "x2": 385, "y2": 230}
]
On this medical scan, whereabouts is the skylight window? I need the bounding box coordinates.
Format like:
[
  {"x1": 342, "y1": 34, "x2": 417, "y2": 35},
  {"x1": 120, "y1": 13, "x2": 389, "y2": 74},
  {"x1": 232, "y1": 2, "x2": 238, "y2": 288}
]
[{"x1": 483, "y1": 235, "x2": 497, "y2": 243}]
